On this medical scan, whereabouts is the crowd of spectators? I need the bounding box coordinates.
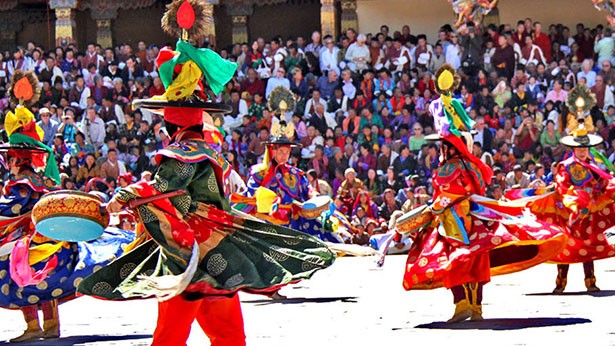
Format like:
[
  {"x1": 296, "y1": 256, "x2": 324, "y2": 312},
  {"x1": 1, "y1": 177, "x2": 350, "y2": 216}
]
[{"x1": 2, "y1": 17, "x2": 615, "y2": 247}]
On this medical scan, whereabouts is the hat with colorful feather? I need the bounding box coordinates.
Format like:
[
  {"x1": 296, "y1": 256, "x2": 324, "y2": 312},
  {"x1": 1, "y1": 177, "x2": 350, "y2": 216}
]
[
  {"x1": 424, "y1": 63, "x2": 492, "y2": 183},
  {"x1": 133, "y1": 0, "x2": 237, "y2": 131},
  {"x1": 425, "y1": 63, "x2": 475, "y2": 141},
  {"x1": 0, "y1": 70, "x2": 60, "y2": 184}
]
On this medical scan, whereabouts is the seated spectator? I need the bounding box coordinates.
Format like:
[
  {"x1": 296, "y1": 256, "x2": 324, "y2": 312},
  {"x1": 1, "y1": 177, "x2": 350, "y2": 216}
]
[
  {"x1": 505, "y1": 164, "x2": 531, "y2": 189},
  {"x1": 316, "y1": 69, "x2": 339, "y2": 100},
  {"x1": 352, "y1": 191, "x2": 379, "y2": 219}
]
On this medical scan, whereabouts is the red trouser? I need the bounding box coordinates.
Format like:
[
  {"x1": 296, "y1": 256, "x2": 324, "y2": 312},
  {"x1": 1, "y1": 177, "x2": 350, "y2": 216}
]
[{"x1": 152, "y1": 294, "x2": 246, "y2": 346}]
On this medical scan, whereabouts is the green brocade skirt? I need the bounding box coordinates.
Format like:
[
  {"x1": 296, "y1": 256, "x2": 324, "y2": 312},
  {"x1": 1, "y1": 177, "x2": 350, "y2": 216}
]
[{"x1": 77, "y1": 203, "x2": 335, "y2": 300}]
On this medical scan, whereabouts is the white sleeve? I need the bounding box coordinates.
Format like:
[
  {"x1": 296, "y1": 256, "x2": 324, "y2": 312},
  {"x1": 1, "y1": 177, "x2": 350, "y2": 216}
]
[
  {"x1": 115, "y1": 104, "x2": 126, "y2": 125},
  {"x1": 605, "y1": 87, "x2": 615, "y2": 111},
  {"x1": 304, "y1": 99, "x2": 313, "y2": 117},
  {"x1": 239, "y1": 100, "x2": 248, "y2": 116},
  {"x1": 79, "y1": 87, "x2": 90, "y2": 110}
]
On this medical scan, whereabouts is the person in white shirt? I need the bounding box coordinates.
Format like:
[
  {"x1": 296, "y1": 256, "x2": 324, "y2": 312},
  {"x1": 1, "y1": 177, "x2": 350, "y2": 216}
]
[
  {"x1": 320, "y1": 36, "x2": 340, "y2": 74},
  {"x1": 81, "y1": 107, "x2": 106, "y2": 150},
  {"x1": 577, "y1": 59, "x2": 597, "y2": 88},
  {"x1": 345, "y1": 34, "x2": 371, "y2": 73},
  {"x1": 265, "y1": 67, "x2": 291, "y2": 98},
  {"x1": 7, "y1": 48, "x2": 33, "y2": 78},
  {"x1": 445, "y1": 34, "x2": 462, "y2": 69},
  {"x1": 304, "y1": 31, "x2": 323, "y2": 59},
  {"x1": 340, "y1": 69, "x2": 356, "y2": 100}
]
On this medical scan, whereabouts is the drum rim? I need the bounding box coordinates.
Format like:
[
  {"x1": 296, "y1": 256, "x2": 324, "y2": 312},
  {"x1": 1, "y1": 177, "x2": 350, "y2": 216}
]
[{"x1": 40, "y1": 190, "x2": 105, "y2": 203}]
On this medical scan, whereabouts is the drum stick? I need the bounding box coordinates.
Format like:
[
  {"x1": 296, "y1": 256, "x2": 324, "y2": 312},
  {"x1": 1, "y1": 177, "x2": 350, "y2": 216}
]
[{"x1": 100, "y1": 190, "x2": 186, "y2": 215}]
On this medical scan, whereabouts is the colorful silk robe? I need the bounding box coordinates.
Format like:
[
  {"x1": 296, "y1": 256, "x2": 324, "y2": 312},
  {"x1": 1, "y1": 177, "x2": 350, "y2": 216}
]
[
  {"x1": 522, "y1": 156, "x2": 615, "y2": 263},
  {"x1": 403, "y1": 156, "x2": 566, "y2": 290},
  {"x1": 235, "y1": 163, "x2": 338, "y2": 242},
  {"x1": 78, "y1": 137, "x2": 335, "y2": 300},
  {"x1": 0, "y1": 171, "x2": 133, "y2": 308}
]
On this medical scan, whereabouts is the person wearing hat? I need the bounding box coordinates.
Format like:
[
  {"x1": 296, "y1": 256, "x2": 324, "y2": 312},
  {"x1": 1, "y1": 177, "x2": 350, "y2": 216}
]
[
  {"x1": 84, "y1": 4, "x2": 333, "y2": 345},
  {"x1": 398, "y1": 64, "x2": 567, "y2": 323},
  {"x1": 338, "y1": 167, "x2": 366, "y2": 207},
  {"x1": 524, "y1": 117, "x2": 615, "y2": 293},
  {"x1": 236, "y1": 118, "x2": 336, "y2": 239},
  {"x1": 0, "y1": 70, "x2": 132, "y2": 343},
  {"x1": 35, "y1": 107, "x2": 58, "y2": 147}
]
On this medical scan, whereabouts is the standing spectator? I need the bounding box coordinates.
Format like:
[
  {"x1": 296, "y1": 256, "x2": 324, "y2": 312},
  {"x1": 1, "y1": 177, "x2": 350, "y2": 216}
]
[
  {"x1": 532, "y1": 22, "x2": 552, "y2": 62},
  {"x1": 492, "y1": 36, "x2": 516, "y2": 80},
  {"x1": 266, "y1": 37, "x2": 288, "y2": 76},
  {"x1": 594, "y1": 27, "x2": 615, "y2": 66},
  {"x1": 445, "y1": 33, "x2": 462, "y2": 70},
  {"x1": 459, "y1": 25, "x2": 483, "y2": 73},
  {"x1": 81, "y1": 107, "x2": 106, "y2": 150}
]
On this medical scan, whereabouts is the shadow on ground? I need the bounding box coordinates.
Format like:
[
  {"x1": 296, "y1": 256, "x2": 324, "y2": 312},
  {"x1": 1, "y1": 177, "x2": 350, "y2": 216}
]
[
  {"x1": 0, "y1": 334, "x2": 151, "y2": 345},
  {"x1": 412, "y1": 317, "x2": 591, "y2": 330},
  {"x1": 244, "y1": 296, "x2": 358, "y2": 306},
  {"x1": 525, "y1": 290, "x2": 615, "y2": 297}
]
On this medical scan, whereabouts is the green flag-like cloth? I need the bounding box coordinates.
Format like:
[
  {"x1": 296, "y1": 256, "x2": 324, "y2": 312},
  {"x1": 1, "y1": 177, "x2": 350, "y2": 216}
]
[
  {"x1": 9, "y1": 133, "x2": 61, "y2": 185},
  {"x1": 443, "y1": 97, "x2": 475, "y2": 137},
  {"x1": 590, "y1": 147, "x2": 615, "y2": 174},
  {"x1": 159, "y1": 40, "x2": 237, "y2": 96}
]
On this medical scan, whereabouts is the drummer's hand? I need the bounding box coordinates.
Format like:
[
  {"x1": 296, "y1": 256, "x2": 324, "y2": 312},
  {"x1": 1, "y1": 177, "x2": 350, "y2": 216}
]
[{"x1": 106, "y1": 197, "x2": 123, "y2": 214}]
